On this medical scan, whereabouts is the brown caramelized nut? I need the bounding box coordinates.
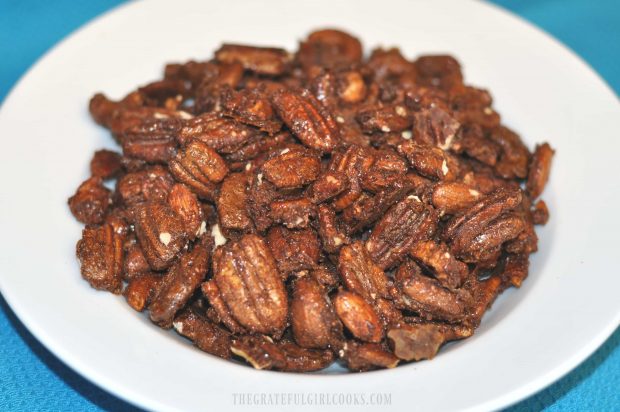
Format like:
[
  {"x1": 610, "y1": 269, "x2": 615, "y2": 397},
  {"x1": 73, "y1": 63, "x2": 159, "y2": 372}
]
[
  {"x1": 337, "y1": 70, "x2": 368, "y2": 104},
  {"x1": 459, "y1": 213, "x2": 526, "y2": 263},
  {"x1": 88, "y1": 92, "x2": 147, "y2": 132},
  {"x1": 306, "y1": 266, "x2": 337, "y2": 290},
  {"x1": 531, "y1": 200, "x2": 550, "y2": 225},
  {"x1": 367, "y1": 48, "x2": 415, "y2": 82},
  {"x1": 388, "y1": 323, "x2": 472, "y2": 361},
  {"x1": 412, "y1": 107, "x2": 461, "y2": 150},
  {"x1": 168, "y1": 183, "x2": 204, "y2": 239},
  {"x1": 297, "y1": 29, "x2": 363, "y2": 72},
  {"x1": 121, "y1": 119, "x2": 179, "y2": 163},
  {"x1": 173, "y1": 308, "x2": 231, "y2": 359},
  {"x1": 124, "y1": 273, "x2": 162, "y2": 312},
  {"x1": 269, "y1": 197, "x2": 316, "y2": 229},
  {"x1": 342, "y1": 178, "x2": 412, "y2": 233},
  {"x1": 527, "y1": 143, "x2": 554, "y2": 199},
  {"x1": 231, "y1": 335, "x2": 286, "y2": 370},
  {"x1": 231, "y1": 335, "x2": 334, "y2": 372},
  {"x1": 76, "y1": 223, "x2": 124, "y2": 294},
  {"x1": 341, "y1": 341, "x2": 399, "y2": 372},
  {"x1": 90, "y1": 149, "x2": 122, "y2": 179},
  {"x1": 216, "y1": 172, "x2": 254, "y2": 236},
  {"x1": 212, "y1": 234, "x2": 288, "y2": 337},
  {"x1": 398, "y1": 141, "x2": 458, "y2": 181},
  {"x1": 276, "y1": 341, "x2": 336, "y2": 372},
  {"x1": 395, "y1": 260, "x2": 467, "y2": 322},
  {"x1": 261, "y1": 146, "x2": 321, "y2": 189},
  {"x1": 489, "y1": 126, "x2": 531, "y2": 179},
  {"x1": 267, "y1": 226, "x2": 320, "y2": 274},
  {"x1": 502, "y1": 253, "x2": 530, "y2": 289},
  {"x1": 68, "y1": 177, "x2": 112, "y2": 225},
  {"x1": 133, "y1": 202, "x2": 188, "y2": 270},
  {"x1": 225, "y1": 130, "x2": 293, "y2": 164},
  {"x1": 333, "y1": 290, "x2": 384, "y2": 343},
  {"x1": 410, "y1": 241, "x2": 469, "y2": 289},
  {"x1": 149, "y1": 237, "x2": 212, "y2": 327},
  {"x1": 169, "y1": 139, "x2": 229, "y2": 201},
  {"x1": 116, "y1": 165, "x2": 175, "y2": 208},
  {"x1": 453, "y1": 124, "x2": 499, "y2": 166},
  {"x1": 356, "y1": 105, "x2": 413, "y2": 134},
  {"x1": 221, "y1": 87, "x2": 282, "y2": 134},
  {"x1": 442, "y1": 186, "x2": 523, "y2": 262},
  {"x1": 451, "y1": 87, "x2": 500, "y2": 130},
  {"x1": 122, "y1": 243, "x2": 150, "y2": 280},
  {"x1": 177, "y1": 114, "x2": 260, "y2": 153},
  {"x1": 272, "y1": 89, "x2": 340, "y2": 152},
  {"x1": 431, "y1": 182, "x2": 482, "y2": 215},
  {"x1": 361, "y1": 150, "x2": 408, "y2": 193},
  {"x1": 330, "y1": 145, "x2": 375, "y2": 210},
  {"x1": 467, "y1": 275, "x2": 503, "y2": 327},
  {"x1": 307, "y1": 171, "x2": 349, "y2": 204},
  {"x1": 338, "y1": 241, "x2": 390, "y2": 300},
  {"x1": 215, "y1": 44, "x2": 291, "y2": 76},
  {"x1": 246, "y1": 174, "x2": 278, "y2": 232},
  {"x1": 290, "y1": 276, "x2": 343, "y2": 349},
  {"x1": 317, "y1": 204, "x2": 350, "y2": 254},
  {"x1": 415, "y1": 55, "x2": 463, "y2": 93},
  {"x1": 201, "y1": 280, "x2": 246, "y2": 334},
  {"x1": 366, "y1": 195, "x2": 438, "y2": 269}
]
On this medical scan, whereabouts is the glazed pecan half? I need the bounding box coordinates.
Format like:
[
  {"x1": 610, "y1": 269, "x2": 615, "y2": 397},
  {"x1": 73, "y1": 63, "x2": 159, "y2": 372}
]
[
  {"x1": 272, "y1": 89, "x2": 340, "y2": 152},
  {"x1": 290, "y1": 275, "x2": 343, "y2": 349},
  {"x1": 212, "y1": 234, "x2": 288, "y2": 337},
  {"x1": 169, "y1": 139, "x2": 229, "y2": 201},
  {"x1": 149, "y1": 238, "x2": 212, "y2": 327},
  {"x1": 133, "y1": 202, "x2": 188, "y2": 270},
  {"x1": 215, "y1": 44, "x2": 291, "y2": 76},
  {"x1": 76, "y1": 223, "x2": 124, "y2": 294},
  {"x1": 366, "y1": 195, "x2": 438, "y2": 269}
]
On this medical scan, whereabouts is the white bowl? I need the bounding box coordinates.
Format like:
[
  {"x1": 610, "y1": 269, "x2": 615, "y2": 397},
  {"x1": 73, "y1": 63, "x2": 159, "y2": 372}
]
[{"x1": 1, "y1": 1, "x2": 619, "y2": 411}]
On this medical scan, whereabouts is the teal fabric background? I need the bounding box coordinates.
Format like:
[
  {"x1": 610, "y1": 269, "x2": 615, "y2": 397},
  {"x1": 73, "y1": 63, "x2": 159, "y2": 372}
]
[{"x1": 0, "y1": 1, "x2": 618, "y2": 411}]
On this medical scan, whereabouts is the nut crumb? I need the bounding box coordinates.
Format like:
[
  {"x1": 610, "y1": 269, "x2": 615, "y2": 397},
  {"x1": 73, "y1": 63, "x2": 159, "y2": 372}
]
[
  {"x1": 177, "y1": 110, "x2": 194, "y2": 119},
  {"x1": 438, "y1": 133, "x2": 455, "y2": 151},
  {"x1": 441, "y1": 159, "x2": 449, "y2": 176},
  {"x1": 196, "y1": 220, "x2": 207, "y2": 237},
  {"x1": 159, "y1": 232, "x2": 171, "y2": 246},
  {"x1": 172, "y1": 321, "x2": 183, "y2": 333},
  {"x1": 211, "y1": 224, "x2": 227, "y2": 247}
]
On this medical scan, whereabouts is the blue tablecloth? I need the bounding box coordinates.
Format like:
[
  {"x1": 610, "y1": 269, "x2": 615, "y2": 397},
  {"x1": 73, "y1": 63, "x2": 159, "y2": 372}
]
[{"x1": 1, "y1": 1, "x2": 618, "y2": 411}]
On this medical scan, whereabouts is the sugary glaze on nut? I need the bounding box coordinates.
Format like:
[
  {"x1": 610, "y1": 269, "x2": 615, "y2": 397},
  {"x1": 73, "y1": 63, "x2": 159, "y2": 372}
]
[{"x1": 70, "y1": 28, "x2": 554, "y2": 372}]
